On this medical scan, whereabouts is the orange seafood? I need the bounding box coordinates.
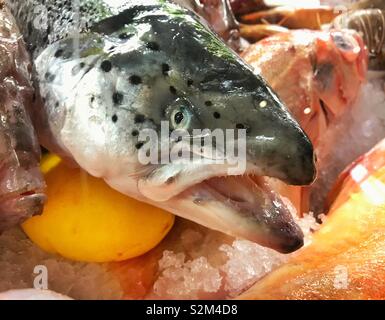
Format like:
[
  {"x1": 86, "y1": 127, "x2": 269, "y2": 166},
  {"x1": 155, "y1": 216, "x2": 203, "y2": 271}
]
[
  {"x1": 239, "y1": 138, "x2": 385, "y2": 300},
  {"x1": 240, "y1": 23, "x2": 289, "y2": 42},
  {"x1": 242, "y1": 29, "x2": 368, "y2": 147},
  {"x1": 240, "y1": 6, "x2": 338, "y2": 30}
]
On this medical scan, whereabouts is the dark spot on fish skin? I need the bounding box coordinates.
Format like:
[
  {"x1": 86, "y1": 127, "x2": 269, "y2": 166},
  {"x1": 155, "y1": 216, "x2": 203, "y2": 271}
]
[
  {"x1": 79, "y1": 62, "x2": 85, "y2": 68},
  {"x1": 187, "y1": 79, "x2": 194, "y2": 87},
  {"x1": 101, "y1": 60, "x2": 112, "y2": 72},
  {"x1": 201, "y1": 137, "x2": 205, "y2": 147},
  {"x1": 213, "y1": 112, "x2": 221, "y2": 119},
  {"x1": 236, "y1": 123, "x2": 245, "y2": 129},
  {"x1": 134, "y1": 114, "x2": 145, "y2": 123},
  {"x1": 119, "y1": 33, "x2": 132, "y2": 40},
  {"x1": 112, "y1": 114, "x2": 118, "y2": 123},
  {"x1": 55, "y1": 102, "x2": 59, "y2": 108},
  {"x1": 55, "y1": 49, "x2": 64, "y2": 58},
  {"x1": 91, "y1": 96, "x2": 95, "y2": 103},
  {"x1": 109, "y1": 46, "x2": 116, "y2": 52},
  {"x1": 162, "y1": 63, "x2": 170, "y2": 76},
  {"x1": 146, "y1": 41, "x2": 160, "y2": 51},
  {"x1": 135, "y1": 142, "x2": 144, "y2": 149},
  {"x1": 169, "y1": 86, "x2": 177, "y2": 95},
  {"x1": 175, "y1": 136, "x2": 182, "y2": 143},
  {"x1": 205, "y1": 101, "x2": 213, "y2": 107},
  {"x1": 132, "y1": 130, "x2": 139, "y2": 137},
  {"x1": 129, "y1": 75, "x2": 142, "y2": 85},
  {"x1": 112, "y1": 92, "x2": 123, "y2": 105}
]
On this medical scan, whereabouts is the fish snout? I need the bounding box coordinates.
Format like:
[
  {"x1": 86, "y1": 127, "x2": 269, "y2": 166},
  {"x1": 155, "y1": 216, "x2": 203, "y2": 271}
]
[
  {"x1": 267, "y1": 219, "x2": 305, "y2": 254},
  {"x1": 244, "y1": 98, "x2": 317, "y2": 186}
]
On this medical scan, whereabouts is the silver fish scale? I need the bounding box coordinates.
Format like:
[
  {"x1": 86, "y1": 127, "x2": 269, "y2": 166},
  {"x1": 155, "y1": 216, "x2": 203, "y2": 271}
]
[{"x1": 6, "y1": 0, "x2": 160, "y2": 58}]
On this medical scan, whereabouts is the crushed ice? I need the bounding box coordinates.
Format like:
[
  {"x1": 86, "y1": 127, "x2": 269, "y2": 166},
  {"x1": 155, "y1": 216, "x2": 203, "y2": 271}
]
[{"x1": 152, "y1": 213, "x2": 321, "y2": 299}]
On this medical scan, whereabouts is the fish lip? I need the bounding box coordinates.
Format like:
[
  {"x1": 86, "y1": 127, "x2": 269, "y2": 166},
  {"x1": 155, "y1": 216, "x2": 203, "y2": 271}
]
[
  {"x1": 166, "y1": 173, "x2": 305, "y2": 254},
  {"x1": 0, "y1": 188, "x2": 46, "y2": 231}
]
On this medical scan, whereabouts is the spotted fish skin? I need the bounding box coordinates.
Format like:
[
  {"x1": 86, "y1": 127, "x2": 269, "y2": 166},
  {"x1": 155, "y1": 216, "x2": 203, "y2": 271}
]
[
  {"x1": 0, "y1": 3, "x2": 46, "y2": 232},
  {"x1": 8, "y1": 0, "x2": 316, "y2": 252}
]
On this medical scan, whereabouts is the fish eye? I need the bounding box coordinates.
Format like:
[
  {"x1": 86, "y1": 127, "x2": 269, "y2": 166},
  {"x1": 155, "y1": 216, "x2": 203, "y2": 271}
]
[
  {"x1": 174, "y1": 111, "x2": 184, "y2": 124},
  {"x1": 332, "y1": 32, "x2": 361, "y2": 62},
  {"x1": 332, "y1": 33, "x2": 354, "y2": 51},
  {"x1": 170, "y1": 106, "x2": 191, "y2": 129}
]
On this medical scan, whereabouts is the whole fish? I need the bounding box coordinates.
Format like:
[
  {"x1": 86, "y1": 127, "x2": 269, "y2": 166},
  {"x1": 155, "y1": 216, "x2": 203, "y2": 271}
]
[
  {"x1": 8, "y1": 0, "x2": 316, "y2": 253},
  {"x1": 0, "y1": 3, "x2": 46, "y2": 232}
]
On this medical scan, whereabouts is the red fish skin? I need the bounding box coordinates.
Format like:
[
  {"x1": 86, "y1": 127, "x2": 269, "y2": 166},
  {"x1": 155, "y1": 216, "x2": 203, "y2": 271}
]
[{"x1": 242, "y1": 29, "x2": 368, "y2": 148}]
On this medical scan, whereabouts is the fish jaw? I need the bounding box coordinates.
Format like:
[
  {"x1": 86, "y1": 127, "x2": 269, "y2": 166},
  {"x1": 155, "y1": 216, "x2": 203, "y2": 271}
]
[{"x1": 106, "y1": 170, "x2": 305, "y2": 254}]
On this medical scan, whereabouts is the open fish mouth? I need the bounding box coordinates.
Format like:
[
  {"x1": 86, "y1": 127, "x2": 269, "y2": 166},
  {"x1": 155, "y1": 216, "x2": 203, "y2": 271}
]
[{"x1": 147, "y1": 169, "x2": 305, "y2": 254}]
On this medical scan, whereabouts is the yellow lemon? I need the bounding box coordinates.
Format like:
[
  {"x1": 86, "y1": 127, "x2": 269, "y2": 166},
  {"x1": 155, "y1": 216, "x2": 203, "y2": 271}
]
[{"x1": 23, "y1": 154, "x2": 174, "y2": 262}]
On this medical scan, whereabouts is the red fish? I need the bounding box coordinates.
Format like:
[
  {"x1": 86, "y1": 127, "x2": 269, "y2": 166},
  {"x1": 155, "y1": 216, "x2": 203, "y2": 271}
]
[{"x1": 242, "y1": 29, "x2": 368, "y2": 147}]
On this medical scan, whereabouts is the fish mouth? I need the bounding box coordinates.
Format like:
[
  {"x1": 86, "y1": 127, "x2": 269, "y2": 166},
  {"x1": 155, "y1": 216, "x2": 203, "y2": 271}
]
[
  {"x1": 147, "y1": 169, "x2": 304, "y2": 254},
  {"x1": 0, "y1": 189, "x2": 46, "y2": 232}
]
